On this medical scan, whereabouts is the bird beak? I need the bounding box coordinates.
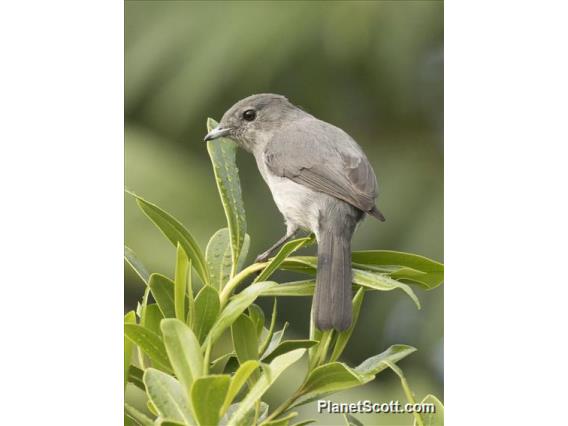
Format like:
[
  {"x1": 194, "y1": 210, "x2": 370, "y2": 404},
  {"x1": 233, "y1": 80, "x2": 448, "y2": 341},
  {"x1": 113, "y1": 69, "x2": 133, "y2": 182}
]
[{"x1": 203, "y1": 126, "x2": 231, "y2": 142}]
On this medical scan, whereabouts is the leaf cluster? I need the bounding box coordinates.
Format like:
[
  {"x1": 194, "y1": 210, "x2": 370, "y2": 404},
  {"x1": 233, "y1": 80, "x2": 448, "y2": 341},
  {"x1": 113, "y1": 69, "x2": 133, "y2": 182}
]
[{"x1": 124, "y1": 119, "x2": 444, "y2": 426}]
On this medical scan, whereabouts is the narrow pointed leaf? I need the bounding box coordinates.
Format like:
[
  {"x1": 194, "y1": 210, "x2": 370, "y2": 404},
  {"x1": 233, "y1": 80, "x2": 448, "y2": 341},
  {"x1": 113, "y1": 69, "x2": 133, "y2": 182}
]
[
  {"x1": 191, "y1": 375, "x2": 231, "y2": 426},
  {"x1": 280, "y1": 257, "x2": 421, "y2": 309},
  {"x1": 124, "y1": 403, "x2": 154, "y2": 426},
  {"x1": 294, "y1": 345, "x2": 416, "y2": 408},
  {"x1": 343, "y1": 413, "x2": 364, "y2": 426},
  {"x1": 330, "y1": 287, "x2": 365, "y2": 361},
  {"x1": 206, "y1": 117, "x2": 247, "y2": 278},
  {"x1": 231, "y1": 314, "x2": 259, "y2": 364},
  {"x1": 206, "y1": 281, "x2": 277, "y2": 347},
  {"x1": 220, "y1": 402, "x2": 268, "y2": 426},
  {"x1": 124, "y1": 324, "x2": 171, "y2": 372},
  {"x1": 161, "y1": 319, "x2": 203, "y2": 394},
  {"x1": 174, "y1": 243, "x2": 189, "y2": 322},
  {"x1": 124, "y1": 246, "x2": 150, "y2": 284},
  {"x1": 254, "y1": 236, "x2": 315, "y2": 283},
  {"x1": 124, "y1": 311, "x2": 136, "y2": 389},
  {"x1": 262, "y1": 322, "x2": 288, "y2": 360},
  {"x1": 262, "y1": 340, "x2": 318, "y2": 363},
  {"x1": 259, "y1": 299, "x2": 278, "y2": 356},
  {"x1": 352, "y1": 250, "x2": 444, "y2": 290},
  {"x1": 290, "y1": 421, "x2": 316, "y2": 426},
  {"x1": 354, "y1": 344, "x2": 417, "y2": 376},
  {"x1": 128, "y1": 365, "x2": 145, "y2": 391},
  {"x1": 247, "y1": 304, "x2": 265, "y2": 337},
  {"x1": 149, "y1": 273, "x2": 176, "y2": 319},
  {"x1": 260, "y1": 280, "x2": 315, "y2": 297},
  {"x1": 156, "y1": 421, "x2": 185, "y2": 426},
  {"x1": 193, "y1": 286, "x2": 220, "y2": 342},
  {"x1": 143, "y1": 368, "x2": 194, "y2": 425},
  {"x1": 210, "y1": 353, "x2": 235, "y2": 375},
  {"x1": 206, "y1": 228, "x2": 233, "y2": 290},
  {"x1": 226, "y1": 349, "x2": 306, "y2": 426},
  {"x1": 132, "y1": 193, "x2": 209, "y2": 286},
  {"x1": 236, "y1": 234, "x2": 250, "y2": 273},
  {"x1": 221, "y1": 360, "x2": 260, "y2": 415},
  {"x1": 415, "y1": 394, "x2": 444, "y2": 426},
  {"x1": 142, "y1": 304, "x2": 165, "y2": 337}
]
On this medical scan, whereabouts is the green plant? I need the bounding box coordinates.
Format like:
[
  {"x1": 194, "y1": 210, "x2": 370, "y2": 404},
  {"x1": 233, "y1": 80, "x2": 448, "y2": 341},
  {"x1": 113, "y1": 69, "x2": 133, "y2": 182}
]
[{"x1": 124, "y1": 119, "x2": 444, "y2": 426}]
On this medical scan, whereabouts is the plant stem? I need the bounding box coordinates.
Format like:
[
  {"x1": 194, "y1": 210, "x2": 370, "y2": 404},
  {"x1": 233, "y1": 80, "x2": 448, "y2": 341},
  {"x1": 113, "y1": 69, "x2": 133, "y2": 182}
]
[{"x1": 219, "y1": 262, "x2": 267, "y2": 307}]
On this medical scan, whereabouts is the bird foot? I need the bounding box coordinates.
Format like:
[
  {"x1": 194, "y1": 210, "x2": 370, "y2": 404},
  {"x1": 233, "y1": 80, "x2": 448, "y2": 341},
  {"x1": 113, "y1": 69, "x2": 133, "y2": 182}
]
[{"x1": 254, "y1": 251, "x2": 271, "y2": 264}]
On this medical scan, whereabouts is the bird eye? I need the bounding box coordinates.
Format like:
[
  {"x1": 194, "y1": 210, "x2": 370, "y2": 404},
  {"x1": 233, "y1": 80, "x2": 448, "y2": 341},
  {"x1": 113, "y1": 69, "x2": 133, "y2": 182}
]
[{"x1": 242, "y1": 109, "x2": 256, "y2": 121}]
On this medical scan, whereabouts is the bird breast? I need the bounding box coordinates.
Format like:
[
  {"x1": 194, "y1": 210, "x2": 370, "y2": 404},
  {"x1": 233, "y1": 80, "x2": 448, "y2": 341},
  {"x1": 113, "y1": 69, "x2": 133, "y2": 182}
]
[{"x1": 256, "y1": 155, "x2": 325, "y2": 233}]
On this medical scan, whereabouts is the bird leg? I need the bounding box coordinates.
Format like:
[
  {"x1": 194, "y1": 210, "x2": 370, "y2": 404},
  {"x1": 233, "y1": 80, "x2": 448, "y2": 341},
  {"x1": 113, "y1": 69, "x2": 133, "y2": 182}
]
[{"x1": 254, "y1": 227, "x2": 298, "y2": 263}]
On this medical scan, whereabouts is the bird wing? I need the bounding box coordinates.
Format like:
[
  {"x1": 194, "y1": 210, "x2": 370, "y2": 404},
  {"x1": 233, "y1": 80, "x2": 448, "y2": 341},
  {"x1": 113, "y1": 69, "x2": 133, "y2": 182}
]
[{"x1": 264, "y1": 118, "x2": 379, "y2": 214}]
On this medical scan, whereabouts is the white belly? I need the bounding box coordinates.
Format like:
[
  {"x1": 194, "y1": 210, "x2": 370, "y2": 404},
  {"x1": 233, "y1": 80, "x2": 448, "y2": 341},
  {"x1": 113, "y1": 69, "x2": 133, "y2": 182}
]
[{"x1": 256, "y1": 156, "x2": 325, "y2": 232}]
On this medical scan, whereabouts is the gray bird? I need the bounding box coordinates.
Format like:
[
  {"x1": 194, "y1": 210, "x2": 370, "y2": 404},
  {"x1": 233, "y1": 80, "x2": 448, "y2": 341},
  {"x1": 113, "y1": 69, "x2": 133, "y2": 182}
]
[{"x1": 204, "y1": 94, "x2": 385, "y2": 331}]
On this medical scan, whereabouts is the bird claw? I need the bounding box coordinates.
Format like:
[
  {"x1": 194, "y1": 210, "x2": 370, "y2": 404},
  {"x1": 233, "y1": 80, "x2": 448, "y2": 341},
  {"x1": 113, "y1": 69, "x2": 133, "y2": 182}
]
[{"x1": 254, "y1": 252, "x2": 270, "y2": 264}]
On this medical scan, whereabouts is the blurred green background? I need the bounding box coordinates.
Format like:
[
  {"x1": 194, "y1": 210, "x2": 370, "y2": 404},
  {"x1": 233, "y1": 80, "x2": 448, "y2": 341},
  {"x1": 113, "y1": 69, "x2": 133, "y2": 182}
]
[{"x1": 125, "y1": 1, "x2": 443, "y2": 424}]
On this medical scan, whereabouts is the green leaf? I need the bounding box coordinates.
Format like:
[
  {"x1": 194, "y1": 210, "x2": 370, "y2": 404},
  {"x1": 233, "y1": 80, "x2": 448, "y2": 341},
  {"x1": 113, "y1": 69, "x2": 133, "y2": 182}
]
[
  {"x1": 206, "y1": 228, "x2": 233, "y2": 290},
  {"x1": 124, "y1": 311, "x2": 136, "y2": 389},
  {"x1": 155, "y1": 420, "x2": 185, "y2": 426},
  {"x1": 237, "y1": 234, "x2": 250, "y2": 273},
  {"x1": 174, "y1": 243, "x2": 189, "y2": 322},
  {"x1": 261, "y1": 322, "x2": 288, "y2": 360},
  {"x1": 221, "y1": 360, "x2": 260, "y2": 415},
  {"x1": 231, "y1": 314, "x2": 259, "y2": 364},
  {"x1": 248, "y1": 304, "x2": 265, "y2": 337},
  {"x1": 124, "y1": 324, "x2": 171, "y2": 372},
  {"x1": 124, "y1": 402, "x2": 154, "y2": 426},
  {"x1": 149, "y1": 273, "x2": 176, "y2": 319},
  {"x1": 280, "y1": 257, "x2": 421, "y2": 309},
  {"x1": 193, "y1": 286, "x2": 220, "y2": 342},
  {"x1": 254, "y1": 236, "x2": 314, "y2": 283},
  {"x1": 210, "y1": 353, "x2": 235, "y2": 375},
  {"x1": 132, "y1": 193, "x2": 210, "y2": 286},
  {"x1": 352, "y1": 250, "x2": 444, "y2": 290},
  {"x1": 191, "y1": 375, "x2": 231, "y2": 426},
  {"x1": 206, "y1": 117, "x2": 247, "y2": 278},
  {"x1": 261, "y1": 412, "x2": 299, "y2": 426},
  {"x1": 143, "y1": 368, "x2": 194, "y2": 425},
  {"x1": 290, "y1": 421, "x2": 316, "y2": 426},
  {"x1": 262, "y1": 340, "x2": 318, "y2": 363},
  {"x1": 206, "y1": 281, "x2": 277, "y2": 347},
  {"x1": 343, "y1": 413, "x2": 364, "y2": 426},
  {"x1": 415, "y1": 394, "x2": 444, "y2": 426},
  {"x1": 294, "y1": 345, "x2": 416, "y2": 408},
  {"x1": 301, "y1": 363, "x2": 372, "y2": 399},
  {"x1": 260, "y1": 280, "x2": 315, "y2": 297},
  {"x1": 382, "y1": 359, "x2": 423, "y2": 426},
  {"x1": 127, "y1": 365, "x2": 145, "y2": 391},
  {"x1": 259, "y1": 299, "x2": 277, "y2": 356},
  {"x1": 124, "y1": 246, "x2": 151, "y2": 284},
  {"x1": 142, "y1": 303, "x2": 165, "y2": 338},
  {"x1": 354, "y1": 344, "x2": 417, "y2": 376},
  {"x1": 207, "y1": 229, "x2": 251, "y2": 291},
  {"x1": 221, "y1": 402, "x2": 268, "y2": 426},
  {"x1": 330, "y1": 287, "x2": 365, "y2": 361},
  {"x1": 125, "y1": 246, "x2": 152, "y2": 324},
  {"x1": 161, "y1": 319, "x2": 204, "y2": 394},
  {"x1": 226, "y1": 349, "x2": 306, "y2": 426}
]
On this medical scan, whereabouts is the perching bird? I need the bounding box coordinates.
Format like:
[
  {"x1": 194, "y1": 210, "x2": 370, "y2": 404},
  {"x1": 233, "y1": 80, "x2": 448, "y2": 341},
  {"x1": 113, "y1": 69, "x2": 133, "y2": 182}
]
[{"x1": 204, "y1": 94, "x2": 384, "y2": 331}]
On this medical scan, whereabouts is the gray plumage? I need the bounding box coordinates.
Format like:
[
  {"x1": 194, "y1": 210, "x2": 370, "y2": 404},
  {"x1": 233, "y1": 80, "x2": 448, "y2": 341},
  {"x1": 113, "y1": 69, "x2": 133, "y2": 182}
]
[{"x1": 204, "y1": 94, "x2": 384, "y2": 331}]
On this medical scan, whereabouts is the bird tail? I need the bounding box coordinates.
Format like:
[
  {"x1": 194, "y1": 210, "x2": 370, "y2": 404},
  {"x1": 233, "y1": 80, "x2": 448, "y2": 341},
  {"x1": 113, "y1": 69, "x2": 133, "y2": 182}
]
[
  {"x1": 369, "y1": 206, "x2": 386, "y2": 222},
  {"x1": 313, "y1": 230, "x2": 352, "y2": 331}
]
